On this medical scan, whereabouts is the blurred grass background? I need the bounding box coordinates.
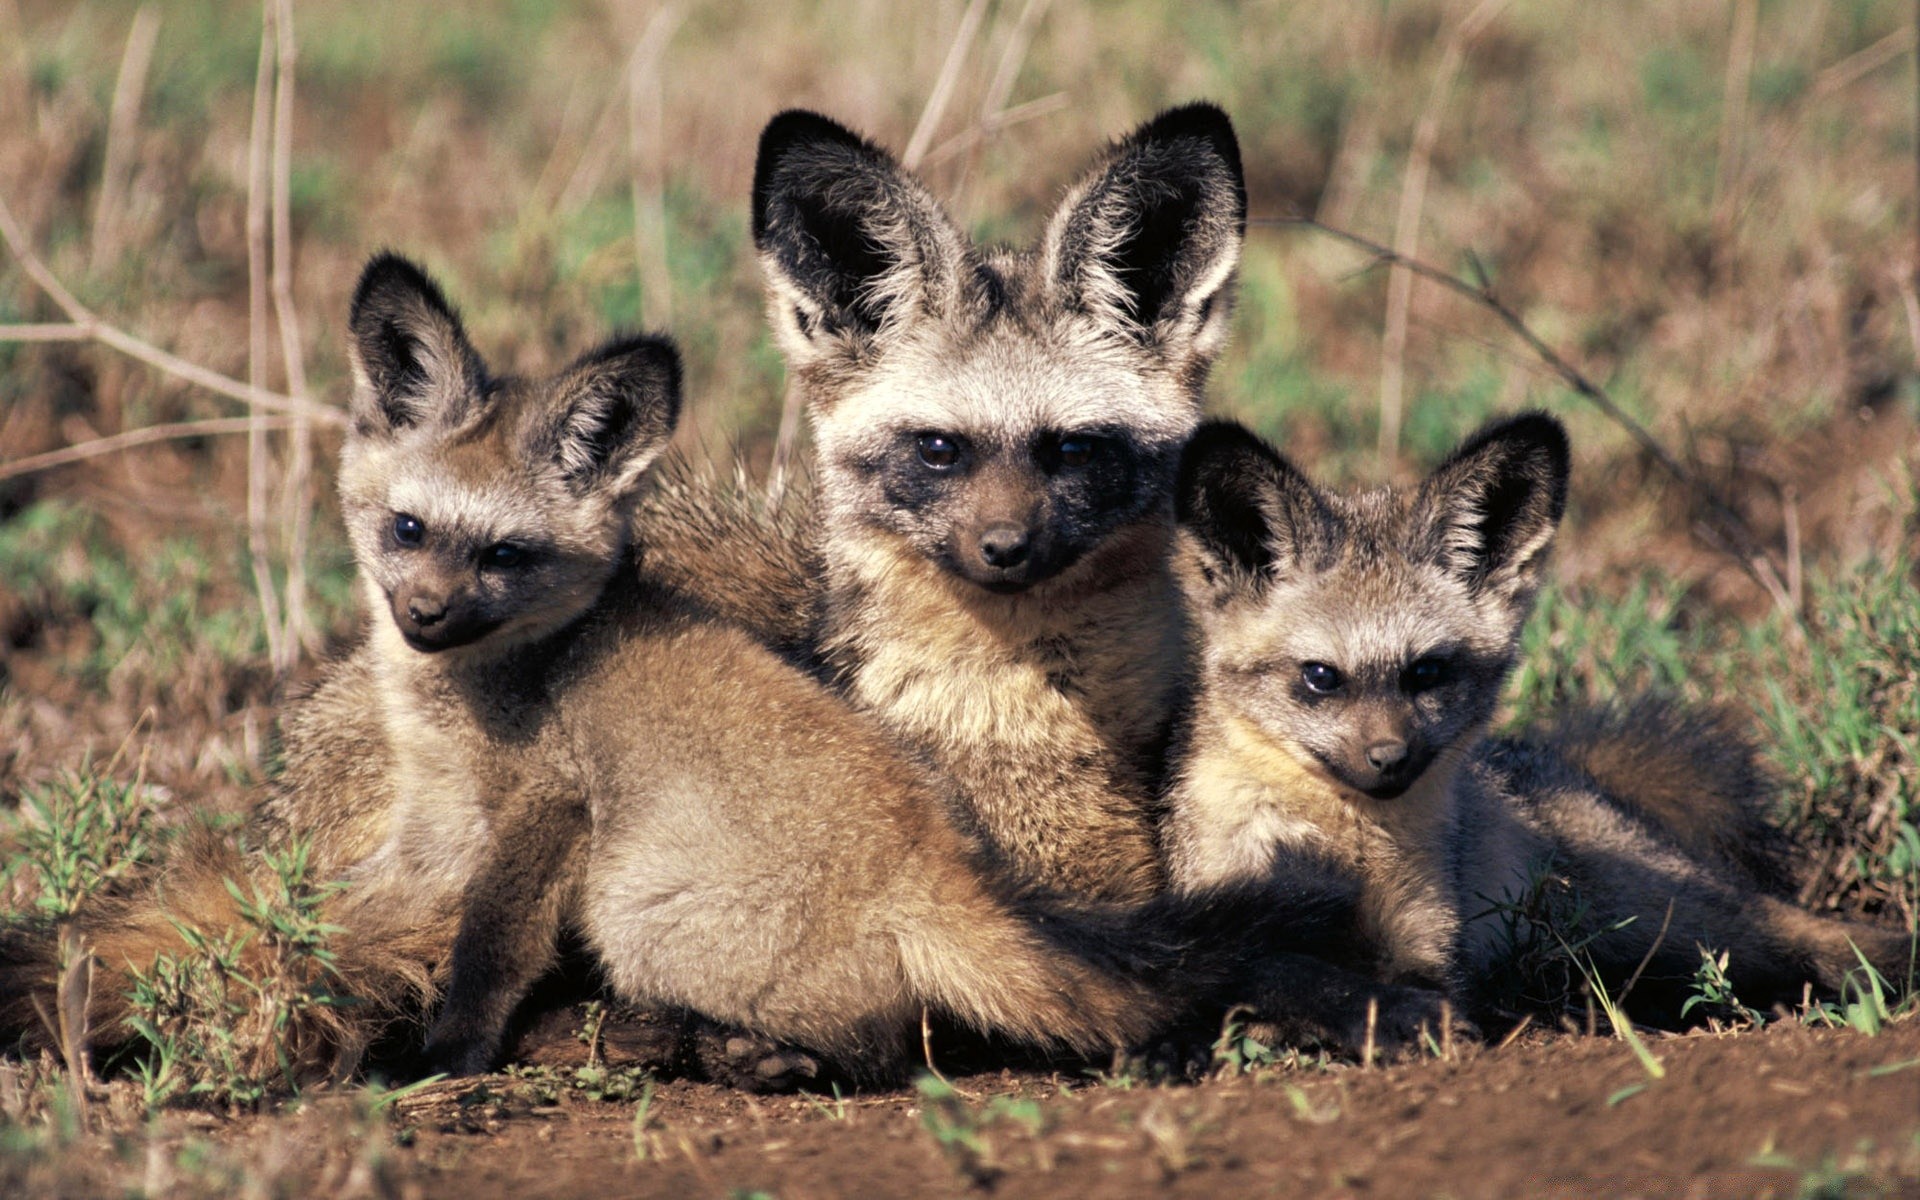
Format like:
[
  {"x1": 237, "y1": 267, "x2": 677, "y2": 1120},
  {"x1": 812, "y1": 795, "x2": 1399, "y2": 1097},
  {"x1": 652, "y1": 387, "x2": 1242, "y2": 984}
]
[{"x1": 0, "y1": 0, "x2": 1915, "y2": 911}]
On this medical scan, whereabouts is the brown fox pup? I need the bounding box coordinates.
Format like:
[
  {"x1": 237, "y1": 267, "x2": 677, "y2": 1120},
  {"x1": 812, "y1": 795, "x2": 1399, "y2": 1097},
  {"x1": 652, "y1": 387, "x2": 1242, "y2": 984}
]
[
  {"x1": 1166, "y1": 414, "x2": 1914, "y2": 1018},
  {"x1": 317, "y1": 256, "x2": 1347, "y2": 1079},
  {"x1": 744, "y1": 104, "x2": 1249, "y2": 903}
]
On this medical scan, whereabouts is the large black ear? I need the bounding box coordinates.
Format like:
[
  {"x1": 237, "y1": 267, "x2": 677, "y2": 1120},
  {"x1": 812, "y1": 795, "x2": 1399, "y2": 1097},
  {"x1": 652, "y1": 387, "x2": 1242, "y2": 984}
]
[
  {"x1": 529, "y1": 334, "x2": 683, "y2": 498},
  {"x1": 1176, "y1": 420, "x2": 1336, "y2": 602},
  {"x1": 1415, "y1": 412, "x2": 1570, "y2": 601},
  {"x1": 750, "y1": 110, "x2": 971, "y2": 367},
  {"x1": 346, "y1": 253, "x2": 489, "y2": 436},
  {"x1": 1041, "y1": 103, "x2": 1246, "y2": 362}
]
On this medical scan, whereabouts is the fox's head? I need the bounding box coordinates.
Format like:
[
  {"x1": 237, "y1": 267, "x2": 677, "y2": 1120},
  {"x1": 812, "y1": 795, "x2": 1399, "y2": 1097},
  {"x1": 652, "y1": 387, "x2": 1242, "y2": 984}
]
[
  {"x1": 340, "y1": 254, "x2": 681, "y2": 655},
  {"x1": 751, "y1": 104, "x2": 1244, "y2": 596},
  {"x1": 1177, "y1": 415, "x2": 1570, "y2": 802}
]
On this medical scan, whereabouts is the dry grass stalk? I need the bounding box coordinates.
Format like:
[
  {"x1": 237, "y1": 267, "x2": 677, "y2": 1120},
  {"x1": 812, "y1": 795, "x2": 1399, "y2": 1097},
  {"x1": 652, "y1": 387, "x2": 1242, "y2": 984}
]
[
  {"x1": 0, "y1": 415, "x2": 306, "y2": 484},
  {"x1": 1711, "y1": 0, "x2": 1759, "y2": 249},
  {"x1": 89, "y1": 5, "x2": 160, "y2": 274},
  {"x1": 922, "y1": 92, "x2": 1069, "y2": 171},
  {"x1": 1378, "y1": 0, "x2": 1510, "y2": 464},
  {"x1": 627, "y1": 4, "x2": 684, "y2": 332},
  {"x1": 902, "y1": 0, "x2": 990, "y2": 171},
  {"x1": 0, "y1": 197, "x2": 330, "y2": 419},
  {"x1": 270, "y1": 0, "x2": 314, "y2": 667},
  {"x1": 246, "y1": 0, "x2": 287, "y2": 672}
]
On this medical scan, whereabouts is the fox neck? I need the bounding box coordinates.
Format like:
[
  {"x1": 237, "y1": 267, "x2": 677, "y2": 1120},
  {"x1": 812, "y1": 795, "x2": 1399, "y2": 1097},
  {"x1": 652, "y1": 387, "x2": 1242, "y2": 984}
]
[
  {"x1": 1189, "y1": 702, "x2": 1471, "y2": 987},
  {"x1": 817, "y1": 514, "x2": 1186, "y2": 901},
  {"x1": 820, "y1": 515, "x2": 1187, "y2": 750}
]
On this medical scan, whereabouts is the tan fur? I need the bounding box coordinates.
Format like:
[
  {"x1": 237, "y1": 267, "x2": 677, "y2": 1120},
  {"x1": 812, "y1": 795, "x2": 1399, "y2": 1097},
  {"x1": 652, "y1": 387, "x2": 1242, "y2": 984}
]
[
  {"x1": 821, "y1": 520, "x2": 1182, "y2": 900},
  {"x1": 745, "y1": 106, "x2": 1252, "y2": 902},
  {"x1": 1170, "y1": 416, "x2": 1916, "y2": 1018}
]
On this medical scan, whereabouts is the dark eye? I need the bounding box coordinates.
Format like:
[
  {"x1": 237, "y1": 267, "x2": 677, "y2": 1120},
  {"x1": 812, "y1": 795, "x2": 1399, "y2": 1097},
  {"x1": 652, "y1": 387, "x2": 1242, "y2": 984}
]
[
  {"x1": 482, "y1": 543, "x2": 526, "y2": 569},
  {"x1": 917, "y1": 434, "x2": 961, "y2": 470},
  {"x1": 392, "y1": 513, "x2": 425, "y2": 547},
  {"x1": 1404, "y1": 657, "x2": 1451, "y2": 692},
  {"x1": 1057, "y1": 435, "x2": 1097, "y2": 468},
  {"x1": 1301, "y1": 662, "x2": 1345, "y2": 695}
]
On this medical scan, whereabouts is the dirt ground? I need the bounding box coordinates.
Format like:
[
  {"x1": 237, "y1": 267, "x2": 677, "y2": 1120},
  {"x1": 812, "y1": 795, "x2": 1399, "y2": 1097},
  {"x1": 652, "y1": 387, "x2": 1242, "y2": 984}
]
[{"x1": 40, "y1": 1013, "x2": 1910, "y2": 1199}]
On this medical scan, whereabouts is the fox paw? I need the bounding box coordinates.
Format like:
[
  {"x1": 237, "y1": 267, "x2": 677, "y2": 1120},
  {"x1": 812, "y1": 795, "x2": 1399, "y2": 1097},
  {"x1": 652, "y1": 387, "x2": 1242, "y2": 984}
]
[{"x1": 692, "y1": 1027, "x2": 822, "y2": 1092}]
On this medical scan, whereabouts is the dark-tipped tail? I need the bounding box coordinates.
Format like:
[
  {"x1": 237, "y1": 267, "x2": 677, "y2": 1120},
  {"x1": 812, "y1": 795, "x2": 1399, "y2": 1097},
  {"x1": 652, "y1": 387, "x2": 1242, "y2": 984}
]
[{"x1": 1532, "y1": 693, "x2": 1796, "y2": 894}]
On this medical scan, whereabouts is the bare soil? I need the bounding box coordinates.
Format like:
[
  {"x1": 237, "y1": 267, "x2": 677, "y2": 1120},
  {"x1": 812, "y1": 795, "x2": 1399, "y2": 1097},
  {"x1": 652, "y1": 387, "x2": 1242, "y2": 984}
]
[{"x1": 44, "y1": 1013, "x2": 1917, "y2": 1199}]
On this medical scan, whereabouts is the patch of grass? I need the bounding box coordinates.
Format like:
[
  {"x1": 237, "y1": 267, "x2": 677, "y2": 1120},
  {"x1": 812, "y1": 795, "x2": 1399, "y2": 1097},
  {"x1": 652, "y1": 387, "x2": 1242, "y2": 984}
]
[
  {"x1": 2, "y1": 759, "x2": 162, "y2": 919},
  {"x1": 122, "y1": 837, "x2": 349, "y2": 1110},
  {"x1": 1506, "y1": 557, "x2": 1920, "y2": 918}
]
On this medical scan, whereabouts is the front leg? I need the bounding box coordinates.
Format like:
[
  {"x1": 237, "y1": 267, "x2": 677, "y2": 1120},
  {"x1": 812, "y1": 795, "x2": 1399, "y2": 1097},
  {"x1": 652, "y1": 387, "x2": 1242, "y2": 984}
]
[
  {"x1": 422, "y1": 783, "x2": 589, "y2": 1076},
  {"x1": 1239, "y1": 950, "x2": 1476, "y2": 1059}
]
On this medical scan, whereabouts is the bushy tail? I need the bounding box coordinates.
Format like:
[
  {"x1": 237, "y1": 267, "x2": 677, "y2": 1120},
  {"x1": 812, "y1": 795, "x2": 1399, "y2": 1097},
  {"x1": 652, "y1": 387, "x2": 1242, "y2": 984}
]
[
  {"x1": 1536, "y1": 693, "x2": 1796, "y2": 894},
  {"x1": 0, "y1": 827, "x2": 444, "y2": 1085},
  {"x1": 634, "y1": 453, "x2": 822, "y2": 663},
  {"x1": 897, "y1": 869, "x2": 1355, "y2": 1057}
]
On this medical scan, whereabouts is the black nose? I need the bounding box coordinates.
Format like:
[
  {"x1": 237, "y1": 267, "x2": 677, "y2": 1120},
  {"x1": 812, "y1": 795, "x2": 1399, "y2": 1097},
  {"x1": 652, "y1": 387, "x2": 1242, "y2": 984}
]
[
  {"x1": 407, "y1": 597, "x2": 447, "y2": 627},
  {"x1": 979, "y1": 523, "x2": 1031, "y2": 568},
  {"x1": 1365, "y1": 739, "x2": 1408, "y2": 772}
]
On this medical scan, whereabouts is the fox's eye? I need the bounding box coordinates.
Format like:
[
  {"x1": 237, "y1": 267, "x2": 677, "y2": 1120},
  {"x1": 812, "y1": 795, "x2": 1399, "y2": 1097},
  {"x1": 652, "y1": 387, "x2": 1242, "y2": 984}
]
[
  {"x1": 1300, "y1": 662, "x2": 1344, "y2": 694},
  {"x1": 392, "y1": 513, "x2": 425, "y2": 547},
  {"x1": 1057, "y1": 435, "x2": 1097, "y2": 468},
  {"x1": 1404, "y1": 657, "x2": 1451, "y2": 692},
  {"x1": 482, "y1": 543, "x2": 525, "y2": 569},
  {"x1": 917, "y1": 434, "x2": 961, "y2": 470}
]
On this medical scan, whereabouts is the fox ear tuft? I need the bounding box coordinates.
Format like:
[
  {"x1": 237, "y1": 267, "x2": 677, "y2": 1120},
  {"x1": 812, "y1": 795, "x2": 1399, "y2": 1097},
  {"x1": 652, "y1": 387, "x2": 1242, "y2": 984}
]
[
  {"x1": 1417, "y1": 411, "x2": 1570, "y2": 601},
  {"x1": 347, "y1": 253, "x2": 488, "y2": 436},
  {"x1": 537, "y1": 335, "x2": 683, "y2": 497},
  {"x1": 750, "y1": 110, "x2": 970, "y2": 369},
  {"x1": 1176, "y1": 420, "x2": 1333, "y2": 602},
  {"x1": 1042, "y1": 103, "x2": 1245, "y2": 365}
]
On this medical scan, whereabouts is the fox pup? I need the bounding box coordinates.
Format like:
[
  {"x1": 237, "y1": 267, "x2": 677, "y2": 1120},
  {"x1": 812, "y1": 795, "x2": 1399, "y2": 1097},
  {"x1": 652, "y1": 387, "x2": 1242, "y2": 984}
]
[
  {"x1": 328, "y1": 256, "x2": 1351, "y2": 1079},
  {"x1": 1165, "y1": 414, "x2": 1914, "y2": 1016},
  {"x1": 743, "y1": 104, "x2": 1250, "y2": 903}
]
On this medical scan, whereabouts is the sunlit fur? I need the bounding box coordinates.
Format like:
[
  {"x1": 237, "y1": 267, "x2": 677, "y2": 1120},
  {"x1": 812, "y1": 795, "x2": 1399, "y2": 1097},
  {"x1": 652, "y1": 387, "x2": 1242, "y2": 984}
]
[
  {"x1": 287, "y1": 256, "x2": 1319, "y2": 1083},
  {"x1": 1168, "y1": 416, "x2": 1914, "y2": 1016},
  {"x1": 747, "y1": 104, "x2": 1247, "y2": 902}
]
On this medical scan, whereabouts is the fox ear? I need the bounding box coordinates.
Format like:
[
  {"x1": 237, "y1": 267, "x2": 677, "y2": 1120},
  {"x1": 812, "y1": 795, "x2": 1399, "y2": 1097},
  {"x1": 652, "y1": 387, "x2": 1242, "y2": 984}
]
[
  {"x1": 1177, "y1": 420, "x2": 1334, "y2": 602},
  {"x1": 1416, "y1": 412, "x2": 1570, "y2": 601},
  {"x1": 1041, "y1": 103, "x2": 1246, "y2": 366},
  {"x1": 347, "y1": 252, "x2": 488, "y2": 436},
  {"x1": 533, "y1": 335, "x2": 683, "y2": 498},
  {"x1": 751, "y1": 110, "x2": 971, "y2": 368}
]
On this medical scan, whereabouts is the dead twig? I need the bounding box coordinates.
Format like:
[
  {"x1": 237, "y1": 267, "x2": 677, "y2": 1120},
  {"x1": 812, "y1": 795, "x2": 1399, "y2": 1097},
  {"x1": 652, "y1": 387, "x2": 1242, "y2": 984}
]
[
  {"x1": 626, "y1": 4, "x2": 684, "y2": 332},
  {"x1": 90, "y1": 5, "x2": 160, "y2": 273},
  {"x1": 246, "y1": 0, "x2": 287, "y2": 672},
  {"x1": 902, "y1": 0, "x2": 990, "y2": 171},
  {"x1": 0, "y1": 195, "x2": 340, "y2": 424},
  {"x1": 1259, "y1": 213, "x2": 1800, "y2": 618},
  {"x1": 1711, "y1": 0, "x2": 1759, "y2": 249},
  {"x1": 1379, "y1": 0, "x2": 1509, "y2": 462},
  {"x1": 0, "y1": 416, "x2": 307, "y2": 483},
  {"x1": 271, "y1": 0, "x2": 314, "y2": 665}
]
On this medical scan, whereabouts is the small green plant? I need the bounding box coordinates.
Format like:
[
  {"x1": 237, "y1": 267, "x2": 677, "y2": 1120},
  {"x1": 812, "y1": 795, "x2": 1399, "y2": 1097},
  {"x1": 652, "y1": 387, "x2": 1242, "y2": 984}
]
[
  {"x1": 807, "y1": 1081, "x2": 850, "y2": 1121},
  {"x1": 1682, "y1": 947, "x2": 1769, "y2": 1030},
  {"x1": 915, "y1": 1074, "x2": 1047, "y2": 1183},
  {"x1": 1802, "y1": 945, "x2": 1904, "y2": 1036},
  {"x1": 1210, "y1": 1006, "x2": 1278, "y2": 1077},
  {"x1": 3, "y1": 759, "x2": 161, "y2": 919},
  {"x1": 1471, "y1": 856, "x2": 1629, "y2": 1016},
  {"x1": 122, "y1": 838, "x2": 349, "y2": 1109},
  {"x1": 630, "y1": 1077, "x2": 658, "y2": 1161},
  {"x1": 1749, "y1": 1138, "x2": 1891, "y2": 1200}
]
